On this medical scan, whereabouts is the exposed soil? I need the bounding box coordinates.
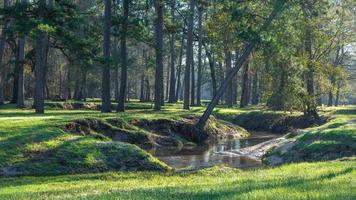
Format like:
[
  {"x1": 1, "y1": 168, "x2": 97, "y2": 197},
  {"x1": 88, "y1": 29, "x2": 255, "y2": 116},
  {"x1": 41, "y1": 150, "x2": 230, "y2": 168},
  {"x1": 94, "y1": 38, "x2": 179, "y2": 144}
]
[
  {"x1": 63, "y1": 118, "x2": 152, "y2": 148},
  {"x1": 233, "y1": 112, "x2": 328, "y2": 134},
  {"x1": 63, "y1": 116, "x2": 249, "y2": 149}
]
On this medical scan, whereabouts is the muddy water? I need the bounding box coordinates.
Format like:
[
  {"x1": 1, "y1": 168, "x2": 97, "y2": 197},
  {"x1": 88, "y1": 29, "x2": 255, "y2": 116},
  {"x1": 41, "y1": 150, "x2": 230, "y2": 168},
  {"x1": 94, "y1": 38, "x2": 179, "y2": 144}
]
[{"x1": 149, "y1": 132, "x2": 278, "y2": 169}]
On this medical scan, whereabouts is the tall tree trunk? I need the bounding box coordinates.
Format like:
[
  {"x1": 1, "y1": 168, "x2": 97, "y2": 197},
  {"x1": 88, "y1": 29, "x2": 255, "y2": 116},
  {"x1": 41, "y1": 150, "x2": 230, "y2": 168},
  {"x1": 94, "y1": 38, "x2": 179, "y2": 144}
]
[
  {"x1": 240, "y1": 63, "x2": 249, "y2": 108},
  {"x1": 11, "y1": 58, "x2": 19, "y2": 104},
  {"x1": 0, "y1": 0, "x2": 9, "y2": 105},
  {"x1": 206, "y1": 50, "x2": 217, "y2": 97},
  {"x1": 175, "y1": 30, "x2": 184, "y2": 102},
  {"x1": 65, "y1": 66, "x2": 71, "y2": 100},
  {"x1": 35, "y1": 0, "x2": 48, "y2": 114},
  {"x1": 191, "y1": 56, "x2": 195, "y2": 106},
  {"x1": 327, "y1": 91, "x2": 333, "y2": 107},
  {"x1": 140, "y1": 73, "x2": 145, "y2": 102},
  {"x1": 102, "y1": 0, "x2": 112, "y2": 113},
  {"x1": 0, "y1": 76, "x2": 4, "y2": 104},
  {"x1": 168, "y1": 0, "x2": 176, "y2": 103},
  {"x1": 196, "y1": 4, "x2": 283, "y2": 129},
  {"x1": 165, "y1": 62, "x2": 170, "y2": 101},
  {"x1": 145, "y1": 78, "x2": 151, "y2": 101},
  {"x1": 117, "y1": 0, "x2": 129, "y2": 112},
  {"x1": 232, "y1": 50, "x2": 239, "y2": 105},
  {"x1": 303, "y1": 3, "x2": 319, "y2": 119},
  {"x1": 225, "y1": 50, "x2": 233, "y2": 107},
  {"x1": 153, "y1": 0, "x2": 164, "y2": 111},
  {"x1": 113, "y1": 38, "x2": 120, "y2": 102},
  {"x1": 183, "y1": 0, "x2": 195, "y2": 110},
  {"x1": 251, "y1": 69, "x2": 259, "y2": 105},
  {"x1": 17, "y1": 0, "x2": 27, "y2": 107},
  {"x1": 196, "y1": 6, "x2": 203, "y2": 106},
  {"x1": 140, "y1": 50, "x2": 148, "y2": 102},
  {"x1": 17, "y1": 35, "x2": 25, "y2": 108},
  {"x1": 335, "y1": 81, "x2": 340, "y2": 106}
]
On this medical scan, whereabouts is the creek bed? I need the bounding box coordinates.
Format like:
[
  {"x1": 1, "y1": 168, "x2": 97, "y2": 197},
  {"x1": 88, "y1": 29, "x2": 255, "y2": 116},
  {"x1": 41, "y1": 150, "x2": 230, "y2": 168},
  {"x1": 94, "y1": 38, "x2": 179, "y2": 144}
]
[{"x1": 149, "y1": 132, "x2": 279, "y2": 169}]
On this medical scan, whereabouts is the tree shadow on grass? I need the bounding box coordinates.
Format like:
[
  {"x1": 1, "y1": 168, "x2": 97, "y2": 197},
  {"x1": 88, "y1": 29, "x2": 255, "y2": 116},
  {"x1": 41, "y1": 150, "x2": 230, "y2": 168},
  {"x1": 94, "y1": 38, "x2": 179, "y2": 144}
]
[
  {"x1": 0, "y1": 166, "x2": 353, "y2": 199},
  {"x1": 333, "y1": 108, "x2": 356, "y2": 115}
]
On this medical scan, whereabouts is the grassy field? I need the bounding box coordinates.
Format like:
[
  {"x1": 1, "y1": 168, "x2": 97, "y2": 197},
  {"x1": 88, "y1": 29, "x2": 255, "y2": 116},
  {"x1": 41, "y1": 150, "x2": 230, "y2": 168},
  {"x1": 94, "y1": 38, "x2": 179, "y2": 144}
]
[
  {"x1": 0, "y1": 159, "x2": 355, "y2": 200},
  {"x1": 0, "y1": 101, "x2": 355, "y2": 199}
]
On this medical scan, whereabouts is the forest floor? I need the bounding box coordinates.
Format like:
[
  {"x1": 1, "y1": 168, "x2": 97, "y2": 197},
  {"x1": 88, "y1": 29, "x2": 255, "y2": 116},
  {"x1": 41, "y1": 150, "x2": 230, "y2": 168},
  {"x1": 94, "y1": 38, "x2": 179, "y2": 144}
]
[{"x1": 0, "y1": 101, "x2": 355, "y2": 199}]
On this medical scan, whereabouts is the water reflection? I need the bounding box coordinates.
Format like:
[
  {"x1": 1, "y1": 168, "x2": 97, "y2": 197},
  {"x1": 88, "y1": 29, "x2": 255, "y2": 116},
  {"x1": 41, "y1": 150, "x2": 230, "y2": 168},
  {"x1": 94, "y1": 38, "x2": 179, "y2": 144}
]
[{"x1": 149, "y1": 132, "x2": 278, "y2": 169}]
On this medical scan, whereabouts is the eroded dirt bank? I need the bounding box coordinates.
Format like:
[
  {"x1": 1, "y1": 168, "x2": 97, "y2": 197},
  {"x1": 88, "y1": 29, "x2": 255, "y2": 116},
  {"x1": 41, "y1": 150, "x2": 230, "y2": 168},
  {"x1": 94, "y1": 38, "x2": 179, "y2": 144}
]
[{"x1": 63, "y1": 116, "x2": 249, "y2": 149}]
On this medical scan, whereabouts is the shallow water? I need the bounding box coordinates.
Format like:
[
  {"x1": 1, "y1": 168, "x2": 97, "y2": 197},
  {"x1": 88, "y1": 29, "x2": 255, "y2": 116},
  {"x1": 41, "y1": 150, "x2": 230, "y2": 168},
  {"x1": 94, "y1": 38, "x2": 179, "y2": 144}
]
[{"x1": 149, "y1": 132, "x2": 278, "y2": 169}]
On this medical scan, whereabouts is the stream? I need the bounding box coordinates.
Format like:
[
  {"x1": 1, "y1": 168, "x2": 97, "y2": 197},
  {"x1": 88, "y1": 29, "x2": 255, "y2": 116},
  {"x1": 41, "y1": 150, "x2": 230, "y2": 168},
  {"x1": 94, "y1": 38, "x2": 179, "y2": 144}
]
[{"x1": 149, "y1": 132, "x2": 279, "y2": 169}]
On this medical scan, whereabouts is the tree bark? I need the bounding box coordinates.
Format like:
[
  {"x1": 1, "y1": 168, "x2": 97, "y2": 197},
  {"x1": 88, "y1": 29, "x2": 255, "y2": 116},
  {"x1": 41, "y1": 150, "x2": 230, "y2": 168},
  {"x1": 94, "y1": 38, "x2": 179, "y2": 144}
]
[
  {"x1": 17, "y1": 0, "x2": 27, "y2": 107},
  {"x1": 302, "y1": 3, "x2": 319, "y2": 119},
  {"x1": 154, "y1": 0, "x2": 164, "y2": 111},
  {"x1": 0, "y1": 0, "x2": 9, "y2": 63},
  {"x1": 184, "y1": 0, "x2": 195, "y2": 110},
  {"x1": 232, "y1": 50, "x2": 239, "y2": 105},
  {"x1": 206, "y1": 50, "x2": 217, "y2": 97},
  {"x1": 117, "y1": 0, "x2": 129, "y2": 112},
  {"x1": 11, "y1": 59, "x2": 19, "y2": 104},
  {"x1": 251, "y1": 69, "x2": 259, "y2": 105},
  {"x1": 191, "y1": 55, "x2": 195, "y2": 106},
  {"x1": 168, "y1": 0, "x2": 176, "y2": 103},
  {"x1": 102, "y1": 0, "x2": 112, "y2": 113},
  {"x1": 113, "y1": 38, "x2": 120, "y2": 102},
  {"x1": 175, "y1": 30, "x2": 184, "y2": 102},
  {"x1": 196, "y1": 6, "x2": 203, "y2": 106},
  {"x1": 196, "y1": 4, "x2": 283, "y2": 129},
  {"x1": 225, "y1": 50, "x2": 233, "y2": 107},
  {"x1": 35, "y1": 0, "x2": 48, "y2": 114},
  {"x1": 240, "y1": 63, "x2": 250, "y2": 108},
  {"x1": 335, "y1": 81, "x2": 340, "y2": 106}
]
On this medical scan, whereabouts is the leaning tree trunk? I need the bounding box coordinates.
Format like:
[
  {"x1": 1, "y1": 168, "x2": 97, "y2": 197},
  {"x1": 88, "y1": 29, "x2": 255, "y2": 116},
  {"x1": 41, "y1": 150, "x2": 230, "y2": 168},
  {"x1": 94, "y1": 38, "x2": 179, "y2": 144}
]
[
  {"x1": 196, "y1": 7, "x2": 203, "y2": 106},
  {"x1": 183, "y1": 0, "x2": 195, "y2": 110},
  {"x1": 117, "y1": 0, "x2": 129, "y2": 112},
  {"x1": 101, "y1": 0, "x2": 112, "y2": 113},
  {"x1": 196, "y1": 4, "x2": 284, "y2": 129},
  {"x1": 153, "y1": 0, "x2": 164, "y2": 111}
]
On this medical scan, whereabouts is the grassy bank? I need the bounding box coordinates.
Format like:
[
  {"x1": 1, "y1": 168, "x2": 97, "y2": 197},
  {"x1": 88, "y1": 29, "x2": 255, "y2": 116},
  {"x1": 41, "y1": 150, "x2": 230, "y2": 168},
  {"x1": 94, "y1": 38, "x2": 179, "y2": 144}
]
[
  {"x1": 0, "y1": 101, "x2": 247, "y2": 176},
  {"x1": 0, "y1": 159, "x2": 355, "y2": 200},
  {"x1": 264, "y1": 106, "x2": 356, "y2": 165}
]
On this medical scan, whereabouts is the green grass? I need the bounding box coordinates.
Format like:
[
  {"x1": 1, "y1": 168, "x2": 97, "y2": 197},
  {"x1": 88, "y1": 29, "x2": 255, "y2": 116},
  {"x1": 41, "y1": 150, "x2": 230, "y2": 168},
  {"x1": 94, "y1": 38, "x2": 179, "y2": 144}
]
[
  {"x1": 0, "y1": 159, "x2": 355, "y2": 199},
  {"x1": 0, "y1": 101, "x2": 237, "y2": 176},
  {"x1": 0, "y1": 102, "x2": 355, "y2": 199},
  {"x1": 264, "y1": 106, "x2": 356, "y2": 164}
]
